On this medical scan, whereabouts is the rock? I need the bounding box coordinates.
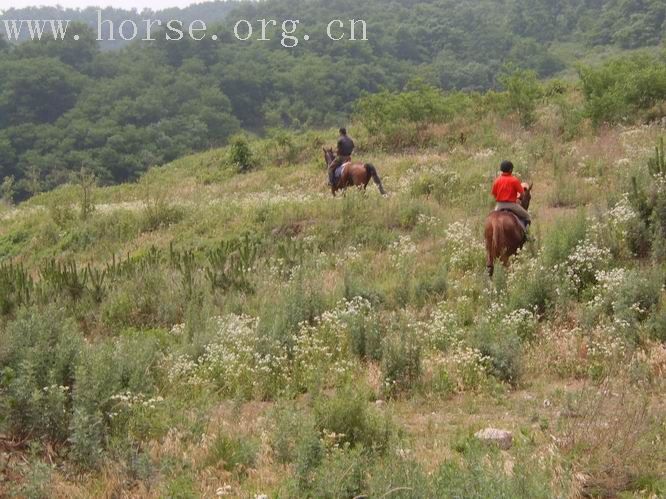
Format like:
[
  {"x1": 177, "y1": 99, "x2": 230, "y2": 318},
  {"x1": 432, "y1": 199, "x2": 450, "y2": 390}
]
[{"x1": 474, "y1": 428, "x2": 513, "y2": 450}]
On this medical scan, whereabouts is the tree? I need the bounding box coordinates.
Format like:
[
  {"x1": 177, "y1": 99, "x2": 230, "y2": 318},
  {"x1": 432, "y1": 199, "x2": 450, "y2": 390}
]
[
  {"x1": 500, "y1": 67, "x2": 542, "y2": 128},
  {"x1": 227, "y1": 135, "x2": 254, "y2": 173},
  {"x1": 15, "y1": 23, "x2": 98, "y2": 71},
  {"x1": 0, "y1": 58, "x2": 86, "y2": 126},
  {"x1": 1, "y1": 175, "x2": 16, "y2": 206},
  {"x1": 73, "y1": 167, "x2": 96, "y2": 221}
]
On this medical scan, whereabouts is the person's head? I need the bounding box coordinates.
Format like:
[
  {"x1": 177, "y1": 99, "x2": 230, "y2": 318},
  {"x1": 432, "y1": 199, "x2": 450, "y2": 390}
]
[
  {"x1": 500, "y1": 160, "x2": 514, "y2": 174},
  {"x1": 339, "y1": 127, "x2": 347, "y2": 136}
]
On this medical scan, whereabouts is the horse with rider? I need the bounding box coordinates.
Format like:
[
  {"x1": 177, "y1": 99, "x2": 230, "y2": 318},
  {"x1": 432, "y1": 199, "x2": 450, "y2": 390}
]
[
  {"x1": 324, "y1": 127, "x2": 386, "y2": 196},
  {"x1": 485, "y1": 160, "x2": 533, "y2": 276}
]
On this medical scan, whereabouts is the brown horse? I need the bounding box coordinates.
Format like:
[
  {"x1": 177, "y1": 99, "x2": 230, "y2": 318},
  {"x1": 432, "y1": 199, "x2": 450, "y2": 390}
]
[
  {"x1": 324, "y1": 148, "x2": 386, "y2": 196},
  {"x1": 485, "y1": 183, "x2": 532, "y2": 277}
]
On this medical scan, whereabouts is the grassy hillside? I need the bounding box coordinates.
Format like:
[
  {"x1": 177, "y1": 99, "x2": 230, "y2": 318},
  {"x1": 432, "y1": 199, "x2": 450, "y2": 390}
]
[{"x1": 1, "y1": 86, "x2": 666, "y2": 496}]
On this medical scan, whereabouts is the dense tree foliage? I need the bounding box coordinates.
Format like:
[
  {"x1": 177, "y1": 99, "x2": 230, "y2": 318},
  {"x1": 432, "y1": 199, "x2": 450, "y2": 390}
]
[
  {"x1": 579, "y1": 53, "x2": 666, "y2": 126},
  {"x1": 0, "y1": 0, "x2": 664, "y2": 197}
]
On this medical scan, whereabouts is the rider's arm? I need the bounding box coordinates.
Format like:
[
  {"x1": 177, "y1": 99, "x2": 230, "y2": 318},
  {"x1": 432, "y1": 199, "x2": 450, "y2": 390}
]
[{"x1": 513, "y1": 177, "x2": 524, "y2": 195}]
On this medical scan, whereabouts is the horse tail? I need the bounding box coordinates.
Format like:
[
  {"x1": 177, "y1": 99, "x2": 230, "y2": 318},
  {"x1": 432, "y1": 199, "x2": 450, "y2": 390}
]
[
  {"x1": 485, "y1": 215, "x2": 502, "y2": 277},
  {"x1": 365, "y1": 164, "x2": 386, "y2": 195}
]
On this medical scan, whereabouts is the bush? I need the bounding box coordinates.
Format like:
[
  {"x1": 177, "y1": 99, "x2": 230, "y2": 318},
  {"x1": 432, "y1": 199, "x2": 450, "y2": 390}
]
[
  {"x1": 11, "y1": 460, "x2": 52, "y2": 499},
  {"x1": 499, "y1": 67, "x2": 542, "y2": 128},
  {"x1": 471, "y1": 326, "x2": 523, "y2": 386},
  {"x1": 204, "y1": 433, "x2": 257, "y2": 475},
  {"x1": 0, "y1": 306, "x2": 83, "y2": 442},
  {"x1": 579, "y1": 54, "x2": 666, "y2": 126},
  {"x1": 410, "y1": 170, "x2": 460, "y2": 204},
  {"x1": 101, "y1": 268, "x2": 182, "y2": 328},
  {"x1": 381, "y1": 325, "x2": 422, "y2": 397},
  {"x1": 259, "y1": 271, "x2": 326, "y2": 349},
  {"x1": 646, "y1": 307, "x2": 666, "y2": 342},
  {"x1": 345, "y1": 301, "x2": 383, "y2": 362},
  {"x1": 270, "y1": 402, "x2": 316, "y2": 464},
  {"x1": 70, "y1": 335, "x2": 161, "y2": 467},
  {"x1": 628, "y1": 140, "x2": 666, "y2": 260},
  {"x1": 506, "y1": 271, "x2": 557, "y2": 317},
  {"x1": 306, "y1": 446, "x2": 367, "y2": 499},
  {"x1": 227, "y1": 135, "x2": 255, "y2": 173},
  {"x1": 355, "y1": 84, "x2": 471, "y2": 148},
  {"x1": 314, "y1": 388, "x2": 392, "y2": 453},
  {"x1": 432, "y1": 444, "x2": 561, "y2": 498},
  {"x1": 141, "y1": 197, "x2": 184, "y2": 233},
  {"x1": 541, "y1": 212, "x2": 588, "y2": 267}
]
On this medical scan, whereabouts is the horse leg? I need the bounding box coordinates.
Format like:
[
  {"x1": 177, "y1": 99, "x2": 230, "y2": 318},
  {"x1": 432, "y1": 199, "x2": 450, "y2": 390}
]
[
  {"x1": 486, "y1": 250, "x2": 495, "y2": 277},
  {"x1": 485, "y1": 224, "x2": 495, "y2": 277}
]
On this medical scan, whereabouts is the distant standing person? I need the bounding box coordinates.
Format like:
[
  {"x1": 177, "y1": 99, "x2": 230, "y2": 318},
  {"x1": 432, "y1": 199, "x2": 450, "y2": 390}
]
[{"x1": 328, "y1": 127, "x2": 355, "y2": 187}]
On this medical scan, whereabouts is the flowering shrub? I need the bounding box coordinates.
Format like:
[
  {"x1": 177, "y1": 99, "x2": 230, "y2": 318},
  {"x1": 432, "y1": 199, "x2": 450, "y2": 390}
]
[
  {"x1": 107, "y1": 391, "x2": 166, "y2": 441},
  {"x1": 527, "y1": 320, "x2": 631, "y2": 380},
  {"x1": 472, "y1": 324, "x2": 523, "y2": 386},
  {"x1": 588, "y1": 268, "x2": 628, "y2": 312},
  {"x1": 166, "y1": 298, "x2": 375, "y2": 398},
  {"x1": 292, "y1": 317, "x2": 354, "y2": 393},
  {"x1": 389, "y1": 235, "x2": 417, "y2": 268},
  {"x1": 501, "y1": 307, "x2": 539, "y2": 341},
  {"x1": 608, "y1": 195, "x2": 638, "y2": 237},
  {"x1": 587, "y1": 268, "x2": 662, "y2": 333},
  {"x1": 559, "y1": 237, "x2": 611, "y2": 293},
  {"x1": 424, "y1": 343, "x2": 491, "y2": 393},
  {"x1": 197, "y1": 315, "x2": 289, "y2": 399},
  {"x1": 416, "y1": 306, "x2": 462, "y2": 351},
  {"x1": 443, "y1": 222, "x2": 484, "y2": 271}
]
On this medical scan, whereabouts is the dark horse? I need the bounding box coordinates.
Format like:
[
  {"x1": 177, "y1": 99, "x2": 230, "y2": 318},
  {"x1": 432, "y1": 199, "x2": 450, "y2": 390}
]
[
  {"x1": 323, "y1": 148, "x2": 386, "y2": 196},
  {"x1": 485, "y1": 183, "x2": 532, "y2": 277}
]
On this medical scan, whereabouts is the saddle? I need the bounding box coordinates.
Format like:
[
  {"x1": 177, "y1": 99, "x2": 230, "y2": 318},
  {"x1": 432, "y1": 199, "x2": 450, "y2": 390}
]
[
  {"x1": 498, "y1": 209, "x2": 529, "y2": 232},
  {"x1": 333, "y1": 163, "x2": 348, "y2": 185}
]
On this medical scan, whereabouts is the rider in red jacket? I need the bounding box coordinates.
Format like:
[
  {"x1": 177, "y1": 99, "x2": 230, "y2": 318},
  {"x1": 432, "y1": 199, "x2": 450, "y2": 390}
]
[{"x1": 491, "y1": 161, "x2": 531, "y2": 225}]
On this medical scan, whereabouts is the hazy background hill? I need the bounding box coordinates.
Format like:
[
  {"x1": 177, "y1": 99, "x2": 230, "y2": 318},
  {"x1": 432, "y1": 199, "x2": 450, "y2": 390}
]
[
  {"x1": 0, "y1": 0, "x2": 664, "y2": 197},
  {"x1": 0, "y1": 1, "x2": 239, "y2": 50}
]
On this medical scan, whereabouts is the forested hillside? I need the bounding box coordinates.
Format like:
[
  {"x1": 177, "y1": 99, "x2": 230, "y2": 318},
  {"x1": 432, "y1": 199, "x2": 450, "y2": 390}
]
[{"x1": 0, "y1": 0, "x2": 664, "y2": 197}]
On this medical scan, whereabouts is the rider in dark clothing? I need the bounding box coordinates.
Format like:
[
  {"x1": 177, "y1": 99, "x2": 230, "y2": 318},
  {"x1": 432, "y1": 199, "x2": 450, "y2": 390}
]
[{"x1": 328, "y1": 128, "x2": 355, "y2": 187}]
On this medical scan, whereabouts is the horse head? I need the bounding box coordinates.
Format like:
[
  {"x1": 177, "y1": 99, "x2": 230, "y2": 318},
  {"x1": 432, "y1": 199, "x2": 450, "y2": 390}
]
[
  {"x1": 519, "y1": 182, "x2": 533, "y2": 210},
  {"x1": 323, "y1": 147, "x2": 335, "y2": 167}
]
